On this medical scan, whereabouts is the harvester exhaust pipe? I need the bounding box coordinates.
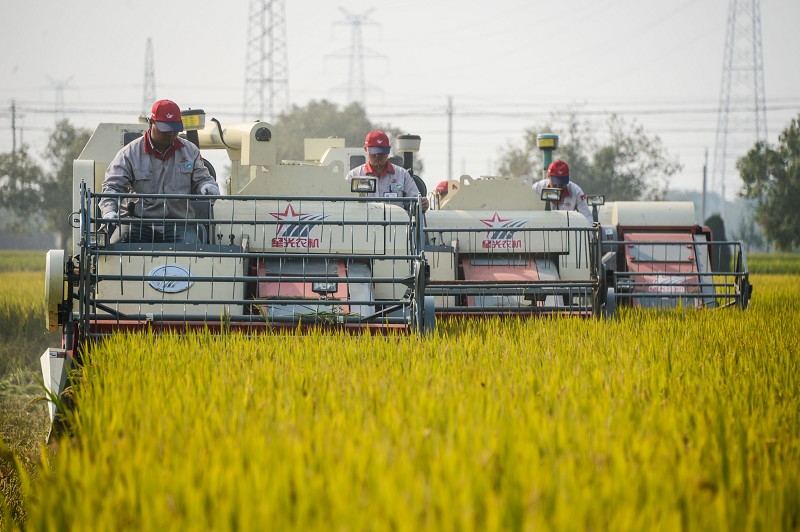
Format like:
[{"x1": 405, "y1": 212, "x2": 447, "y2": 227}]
[
  {"x1": 396, "y1": 134, "x2": 421, "y2": 172},
  {"x1": 395, "y1": 134, "x2": 427, "y2": 198},
  {"x1": 536, "y1": 133, "x2": 559, "y2": 178},
  {"x1": 536, "y1": 134, "x2": 559, "y2": 212}
]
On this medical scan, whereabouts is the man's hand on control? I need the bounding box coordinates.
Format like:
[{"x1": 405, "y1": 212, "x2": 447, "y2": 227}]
[
  {"x1": 201, "y1": 183, "x2": 221, "y2": 205},
  {"x1": 201, "y1": 183, "x2": 220, "y2": 196}
]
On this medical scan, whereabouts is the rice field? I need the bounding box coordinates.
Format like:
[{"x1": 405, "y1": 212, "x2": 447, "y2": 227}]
[
  {"x1": 747, "y1": 252, "x2": 800, "y2": 275},
  {"x1": 1, "y1": 249, "x2": 799, "y2": 530},
  {"x1": 0, "y1": 270, "x2": 60, "y2": 390},
  {"x1": 0, "y1": 273, "x2": 794, "y2": 530},
  {"x1": 0, "y1": 251, "x2": 46, "y2": 274}
]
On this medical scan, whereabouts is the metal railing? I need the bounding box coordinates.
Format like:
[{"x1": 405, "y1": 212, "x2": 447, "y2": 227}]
[
  {"x1": 606, "y1": 238, "x2": 751, "y2": 309},
  {"x1": 423, "y1": 224, "x2": 603, "y2": 316},
  {"x1": 75, "y1": 185, "x2": 429, "y2": 337}
]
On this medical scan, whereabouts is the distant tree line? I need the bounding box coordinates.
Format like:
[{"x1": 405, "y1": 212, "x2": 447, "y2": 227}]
[
  {"x1": 737, "y1": 113, "x2": 800, "y2": 250},
  {"x1": 1, "y1": 103, "x2": 794, "y2": 251},
  {"x1": 495, "y1": 111, "x2": 682, "y2": 201},
  {"x1": 0, "y1": 120, "x2": 90, "y2": 248}
]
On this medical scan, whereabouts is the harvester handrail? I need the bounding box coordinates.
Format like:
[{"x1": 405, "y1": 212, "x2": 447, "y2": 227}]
[
  {"x1": 71, "y1": 184, "x2": 431, "y2": 337},
  {"x1": 423, "y1": 221, "x2": 603, "y2": 316},
  {"x1": 606, "y1": 238, "x2": 747, "y2": 246},
  {"x1": 94, "y1": 192, "x2": 422, "y2": 204}
]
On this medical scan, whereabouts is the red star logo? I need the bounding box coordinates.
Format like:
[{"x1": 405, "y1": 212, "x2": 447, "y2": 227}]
[
  {"x1": 270, "y1": 204, "x2": 302, "y2": 233},
  {"x1": 480, "y1": 212, "x2": 507, "y2": 228}
]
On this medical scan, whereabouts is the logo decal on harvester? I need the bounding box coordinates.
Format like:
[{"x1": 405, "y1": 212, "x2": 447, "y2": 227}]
[
  {"x1": 148, "y1": 265, "x2": 193, "y2": 293},
  {"x1": 480, "y1": 212, "x2": 527, "y2": 249},
  {"x1": 270, "y1": 204, "x2": 328, "y2": 248}
]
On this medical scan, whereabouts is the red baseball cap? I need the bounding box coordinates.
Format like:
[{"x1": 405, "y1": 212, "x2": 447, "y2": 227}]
[
  {"x1": 365, "y1": 130, "x2": 390, "y2": 154},
  {"x1": 547, "y1": 160, "x2": 570, "y2": 185},
  {"x1": 151, "y1": 99, "x2": 184, "y2": 132}
]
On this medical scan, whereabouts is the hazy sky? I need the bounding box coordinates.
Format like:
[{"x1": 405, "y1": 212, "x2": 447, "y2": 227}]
[{"x1": 1, "y1": 0, "x2": 798, "y2": 199}]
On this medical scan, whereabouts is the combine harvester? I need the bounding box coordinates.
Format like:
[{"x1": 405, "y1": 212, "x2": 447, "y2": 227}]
[
  {"x1": 596, "y1": 200, "x2": 752, "y2": 312},
  {"x1": 423, "y1": 134, "x2": 606, "y2": 318},
  {"x1": 41, "y1": 109, "x2": 433, "y2": 434},
  {"x1": 425, "y1": 133, "x2": 751, "y2": 315}
]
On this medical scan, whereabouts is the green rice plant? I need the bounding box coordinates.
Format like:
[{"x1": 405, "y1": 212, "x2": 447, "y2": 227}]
[
  {"x1": 0, "y1": 272, "x2": 45, "y2": 339},
  {"x1": 0, "y1": 269, "x2": 55, "y2": 530},
  {"x1": 0, "y1": 251, "x2": 46, "y2": 273},
  {"x1": 0, "y1": 272, "x2": 59, "y2": 389},
  {"x1": 747, "y1": 252, "x2": 800, "y2": 275}
]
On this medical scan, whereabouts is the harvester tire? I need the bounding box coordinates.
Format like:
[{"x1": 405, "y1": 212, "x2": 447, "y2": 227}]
[
  {"x1": 423, "y1": 296, "x2": 436, "y2": 335},
  {"x1": 604, "y1": 288, "x2": 617, "y2": 318}
]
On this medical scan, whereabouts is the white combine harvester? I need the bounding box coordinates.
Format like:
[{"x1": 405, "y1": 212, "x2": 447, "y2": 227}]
[
  {"x1": 386, "y1": 133, "x2": 606, "y2": 318},
  {"x1": 424, "y1": 133, "x2": 752, "y2": 315},
  {"x1": 423, "y1": 185, "x2": 602, "y2": 316},
  {"x1": 41, "y1": 110, "x2": 432, "y2": 435}
]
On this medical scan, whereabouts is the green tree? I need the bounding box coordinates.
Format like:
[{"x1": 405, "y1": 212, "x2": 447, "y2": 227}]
[
  {"x1": 496, "y1": 112, "x2": 681, "y2": 200},
  {"x1": 0, "y1": 120, "x2": 90, "y2": 247},
  {"x1": 272, "y1": 100, "x2": 403, "y2": 162},
  {"x1": 733, "y1": 212, "x2": 766, "y2": 252},
  {"x1": 737, "y1": 114, "x2": 800, "y2": 250}
]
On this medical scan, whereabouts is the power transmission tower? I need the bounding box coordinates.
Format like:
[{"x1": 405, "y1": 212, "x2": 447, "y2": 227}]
[
  {"x1": 330, "y1": 8, "x2": 384, "y2": 107},
  {"x1": 243, "y1": 0, "x2": 289, "y2": 122},
  {"x1": 46, "y1": 76, "x2": 74, "y2": 120},
  {"x1": 142, "y1": 37, "x2": 157, "y2": 115},
  {"x1": 711, "y1": 0, "x2": 767, "y2": 217}
]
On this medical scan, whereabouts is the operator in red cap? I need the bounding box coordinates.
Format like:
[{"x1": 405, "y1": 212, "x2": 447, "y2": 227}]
[
  {"x1": 100, "y1": 99, "x2": 220, "y2": 244},
  {"x1": 533, "y1": 160, "x2": 592, "y2": 223},
  {"x1": 345, "y1": 130, "x2": 429, "y2": 211}
]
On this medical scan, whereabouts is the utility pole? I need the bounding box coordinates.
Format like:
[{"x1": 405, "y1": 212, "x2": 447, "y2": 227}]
[
  {"x1": 142, "y1": 37, "x2": 156, "y2": 114},
  {"x1": 243, "y1": 0, "x2": 289, "y2": 121},
  {"x1": 447, "y1": 96, "x2": 453, "y2": 180},
  {"x1": 711, "y1": 0, "x2": 767, "y2": 219},
  {"x1": 10, "y1": 99, "x2": 16, "y2": 154},
  {"x1": 702, "y1": 148, "x2": 708, "y2": 222}
]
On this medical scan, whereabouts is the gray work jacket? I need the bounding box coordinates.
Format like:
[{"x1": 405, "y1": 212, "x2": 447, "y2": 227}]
[{"x1": 100, "y1": 133, "x2": 216, "y2": 220}]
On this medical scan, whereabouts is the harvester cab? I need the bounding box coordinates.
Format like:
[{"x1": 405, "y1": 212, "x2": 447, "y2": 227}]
[
  {"x1": 424, "y1": 134, "x2": 606, "y2": 317},
  {"x1": 41, "y1": 110, "x2": 434, "y2": 432}
]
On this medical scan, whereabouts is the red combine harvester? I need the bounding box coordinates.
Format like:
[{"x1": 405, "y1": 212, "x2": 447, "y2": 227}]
[{"x1": 597, "y1": 200, "x2": 751, "y2": 311}]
